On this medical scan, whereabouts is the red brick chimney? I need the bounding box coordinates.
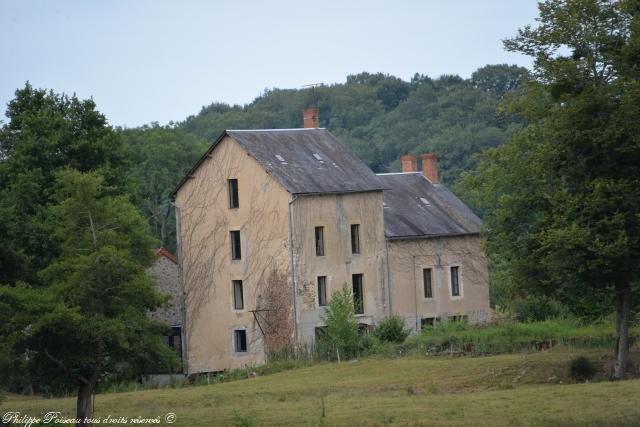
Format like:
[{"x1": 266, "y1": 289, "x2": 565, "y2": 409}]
[
  {"x1": 303, "y1": 108, "x2": 319, "y2": 128},
  {"x1": 421, "y1": 153, "x2": 439, "y2": 182},
  {"x1": 401, "y1": 154, "x2": 417, "y2": 173}
]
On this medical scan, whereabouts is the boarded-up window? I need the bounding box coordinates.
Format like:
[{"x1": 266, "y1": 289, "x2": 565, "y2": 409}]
[
  {"x1": 352, "y1": 274, "x2": 364, "y2": 314},
  {"x1": 230, "y1": 230, "x2": 241, "y2": 260},
  {"x1": 234, "y1": 330, "x2": 247, "y2": 352},
  {"x1": 315, "y1": 226, "x2": 325, "y2": 256},
  {"x1": 351, "y1": 224, "x2": 360, "y2": 254},
  {"x1": 228, "y1": 179, "x2": 239, "y2": 208},
  {"x1": 450, "y1": 266, "x2": 460, "y2": 296},
  {"x1": 233, "y1": 280, "x2": 244, "y2": 310},
  {"x1": 317, "y1": 276, "x2": 327, "y2": 307},
  {"x1": 423, "y1": 268, "x2": 433, "y2": 298}
]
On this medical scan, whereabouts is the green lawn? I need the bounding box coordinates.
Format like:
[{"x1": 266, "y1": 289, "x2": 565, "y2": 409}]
[{"x1": 5, "y1": 348, "x2": 640, "y2": 426}]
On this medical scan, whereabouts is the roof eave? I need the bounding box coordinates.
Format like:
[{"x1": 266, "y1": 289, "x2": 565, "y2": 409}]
[
  {"x1": 385, "y1": 231, "x2": 480, "y2": 241},
  {"x1": 170, "y1": 130, "x2": 229, "y2": 199}
]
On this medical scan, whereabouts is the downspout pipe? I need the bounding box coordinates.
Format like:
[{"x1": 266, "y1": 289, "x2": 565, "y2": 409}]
[
  {"x1": 170, "y1": 200, "x2": 188, "y2": 375},
  {"x1": 288, "y1": 195, "x2": 299, "y2": 343},
  {"x1": 413, "y1": 255, "x2": 419, "y2": 333},
  {"x1": 384, "y1": 238, "x2": 393, "y2": 316}
]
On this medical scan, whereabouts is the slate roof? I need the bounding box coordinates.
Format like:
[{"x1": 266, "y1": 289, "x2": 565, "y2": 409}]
[
  {"x1": 377, "y1": 172, "x2": 482, "y2": 239},
  {"x1": 172, "y1": 128, "x2": 385, "y2": 197}
]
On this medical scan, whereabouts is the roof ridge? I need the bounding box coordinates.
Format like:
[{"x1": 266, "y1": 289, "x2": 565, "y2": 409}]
[
  {"x1": 376, "y1": 172, "x2": 422, "y2": 176},
  {"x1": 227, "y1": 128, "x2": 326, "y2": 132}
]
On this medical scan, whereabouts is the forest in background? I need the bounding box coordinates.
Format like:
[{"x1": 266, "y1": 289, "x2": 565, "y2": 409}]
[{"x1": 121, "y1": 63, "x2": 528, "y2": 251}]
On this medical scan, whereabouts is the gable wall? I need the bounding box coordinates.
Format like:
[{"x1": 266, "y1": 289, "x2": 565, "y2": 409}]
[
  {"x1": 175, "y1": 136, "x2": 292, "y2": 373},
  {"x1": 147, "y1": 256, "x2": 182, "y2": 326}
]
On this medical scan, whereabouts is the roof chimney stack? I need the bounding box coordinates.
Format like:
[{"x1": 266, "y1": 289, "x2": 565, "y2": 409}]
[
  {"x1": 421, "y1": 153, "x2": 439, "y2": 182},
  {"x1": 400, "y1": 154, "x2": 417, "y2": 173},
  {"x1": 303, "y1": 108, "x2": 319, "y2": 128}
]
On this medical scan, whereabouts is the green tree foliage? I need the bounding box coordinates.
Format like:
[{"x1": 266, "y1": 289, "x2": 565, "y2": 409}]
[
  {"x1": 320, "y1": 283, "x2": 360, "y2": 360},
  {"x1": 118, "y1": 66, "x2": 527, "y2": 250},
  {"x1": 120, "y1": 123, "x2": 208, "y2": 251},
  {"x1": 374, "y1": 315, "x2": 410, "y2": 343},
  {"x1": 0, "y1": 83, "x2": 130, "y2": 285},
  {"x1": 0, "y1": 169, "x2": 176, "y2": 423},
  {"x1": 180, "y1": 67, "x2": 527, "y2": 181},
  {"x1": 461, "y1": 0, "x2": 640, "y2": 379}
]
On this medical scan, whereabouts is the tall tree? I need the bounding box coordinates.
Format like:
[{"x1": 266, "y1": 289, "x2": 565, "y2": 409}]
[
  {"x1": 120, "y1": 123, "x2": 208, "y2": 251},
  {"x1": 0, "y1": 170, "x2": 176, "y2": 425},
  {"x1": 0, "y1": 83, "x2": 130, "y2": 285},
  {"x1": 462, "y1": 0, "x2": 640, "y2": 379}
]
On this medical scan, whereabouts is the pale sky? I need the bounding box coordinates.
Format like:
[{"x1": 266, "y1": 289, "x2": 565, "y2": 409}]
[{"x1": 1, "y1": 0, "x2": 538, "y2": 128}]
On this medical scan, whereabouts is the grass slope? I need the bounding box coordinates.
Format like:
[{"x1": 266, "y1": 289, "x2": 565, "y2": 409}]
[{"x1": 6, "y1": 348, "x2": 640, "y2": 426}]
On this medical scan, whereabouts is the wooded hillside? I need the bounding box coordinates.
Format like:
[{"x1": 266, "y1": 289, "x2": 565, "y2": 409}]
[{"x1": 121, "y1": 64, "x2": 527, "y2": 250}]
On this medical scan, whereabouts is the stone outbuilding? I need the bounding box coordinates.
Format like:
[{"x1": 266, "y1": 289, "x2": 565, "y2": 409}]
[{"x1": 147, "y1": 247, "x2": 183, "y2": 372}]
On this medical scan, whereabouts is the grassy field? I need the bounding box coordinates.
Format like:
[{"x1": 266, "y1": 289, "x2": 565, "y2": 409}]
[{"x1": 5, "y1": 348, "x2": 640, "y2": 426}]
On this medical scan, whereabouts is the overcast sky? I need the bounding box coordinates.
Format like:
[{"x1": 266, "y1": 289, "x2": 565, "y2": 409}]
[{"x1": 1, "y1": 1, "x2": 539, "y2": 128}]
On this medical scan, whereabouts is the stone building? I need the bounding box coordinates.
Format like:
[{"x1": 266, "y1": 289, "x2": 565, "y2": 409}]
[
  {"x1": 171, "y1": 110, "x2": 489, "y2": 374},
  {"x1": 146, "y1": 247, "x2": 183, "y2": 371}
]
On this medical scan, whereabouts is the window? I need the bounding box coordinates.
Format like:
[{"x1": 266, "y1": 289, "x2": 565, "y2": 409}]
[
  {"x1": 315, "y1": 326, "x2": 327, "y2": 342},
  {"x1": 421, "y1": 317, "x2": 435, "y2": 329},
  {"x1": 317, "y1": 276, "x2": 327, "y2": 307},
  {"x1": 352, "y1": 274, "x2": 364, "y2": 314},
  {"x1": 423, "y1": 268, "x2": 433, "y2": 298},
  {"x1": 228, "y1": 179, "x2": 239, "y2": 209},
  {"x1": 358, "y1": 323, "x2": 372, "y2": 335},
  {"x1": 230, "y1": 230, "x2": 241, "y2": 260},
  {"x1": 315, "y1": 226, "x2": 325, "y2": 256},
  {"x1": 350, "y1": 224, "x2": 360, "y2": 254},
  {"x1": 234, "y1": 330, "x2": 247, "y2": 352},
  {"x1": 160, "y1": 326, "x2": 183, "y2": 373},
  {"x1": 233, "y1": 280, "x2": 244, "y2": 310},
  {"x1": 449, "y1": 315, "x2": 468, "y2": 323},
  {"x1": 450, "y1": 266, "x2": 460, "y2": 296}
]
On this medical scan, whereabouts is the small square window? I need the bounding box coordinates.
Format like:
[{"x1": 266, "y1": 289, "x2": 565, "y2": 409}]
[
  {"x1": 315, "y1": 226, "x2": 325, "y2": 256},
  {"x1": 317, "y1": 276, "x2": 327, "y2": 307},
  {"x1": 423, "y1": 268, "x2": 433, "y2": 299},
  {"x1": 233, "y1": 280, "x2": 244, "y2": 310},
  {"x1": 450, "y1": 266, "x2": 460, "y2": 297},
  {"x1": 228, "y1": 179, "x2": 239, "y2": 209},
  {"x1": 350, "y1": 224, "x2": 360, "y2": 254},
  {"x1": 230, "y1": 230, "x2": 241, "y2": 260},
  {"x1": 234, "y1": 330, "x2": 247, "y2": 352}
]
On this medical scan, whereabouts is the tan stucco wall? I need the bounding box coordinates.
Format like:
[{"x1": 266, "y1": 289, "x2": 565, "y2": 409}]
[
  {"x1": 290, "y1": 191, "x2": 388, "y2": 341},
  {"x1": 387, "y1": 235, "x2": 490, "y2": 331},
  {"x1": 175, "y1": 136, "x2": 292, "y2": 374},
  {"x1": 174, "y1": 135, "x2": 490, "y2": 373}
]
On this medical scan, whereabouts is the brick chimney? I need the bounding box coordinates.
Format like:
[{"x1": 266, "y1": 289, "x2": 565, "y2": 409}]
[
  {"x1": 421, "y1": 153, "x2": 439, "y2": 182},
  {"x1": 303, "y1": 108, "x2": 319, "y2": 128},
  {"x1": 400, "y1": 154, "x2": 417, "y2": 173}
]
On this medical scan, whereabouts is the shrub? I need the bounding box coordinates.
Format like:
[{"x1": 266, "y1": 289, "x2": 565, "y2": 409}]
[
  {"x1": 374, "y1": 315, "x2": 410, "y2": 343},
  {"x1": 320, "y1": 283, "x2": 360, "y2": 360},
  {"x1": 511, "y1": 295, "x2": 570, "y2": 322},
  {"x1": 569, "y1": 356, "x2": 596, "y2": 382}
]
